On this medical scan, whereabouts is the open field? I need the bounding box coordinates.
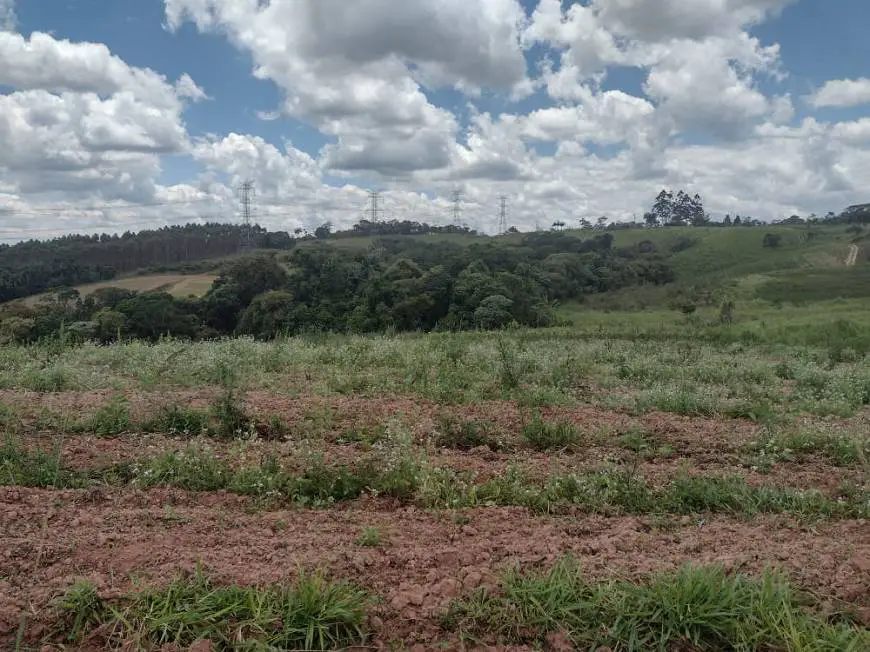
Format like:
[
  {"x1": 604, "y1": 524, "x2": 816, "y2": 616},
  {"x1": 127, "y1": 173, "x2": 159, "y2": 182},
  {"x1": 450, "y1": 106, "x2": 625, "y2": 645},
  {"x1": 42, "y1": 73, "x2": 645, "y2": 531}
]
[
  {"x1": 18, "y1": 274, "x2": 218, "y2": 306},
  {"x1": 1, "y1": 306, "x2": 869, "y2": 649}
]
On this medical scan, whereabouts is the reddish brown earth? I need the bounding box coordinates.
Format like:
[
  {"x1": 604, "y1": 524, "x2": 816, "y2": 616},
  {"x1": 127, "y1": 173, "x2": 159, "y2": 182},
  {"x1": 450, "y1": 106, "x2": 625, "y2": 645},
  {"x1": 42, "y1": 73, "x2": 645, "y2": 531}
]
[
  {"x1": 0, "y1": 388, "x2": 762, "y2": 452},
  {"x1": 2, "y1": 389, "x2": 869, "y2": 650},
  {"x1": 2, "y1": 486, "x2": 869, "y2": 650}
]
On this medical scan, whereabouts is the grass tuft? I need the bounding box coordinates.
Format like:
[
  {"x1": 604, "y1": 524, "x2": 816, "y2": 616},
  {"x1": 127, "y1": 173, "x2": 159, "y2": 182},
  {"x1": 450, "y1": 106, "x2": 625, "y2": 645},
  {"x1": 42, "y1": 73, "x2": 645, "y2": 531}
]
[
  {"x1": 434, "y1": 413, "x2": 503, "y2": 451},
  {"x1": 209, "y1": 386, "x2": 251, "y2": 439},
  {"x1": 445, "y1": 557, "x2": 870, "y2": 650},
  {"x1": 54, "y1": 570, "x2": 370, "y2": 650},
  {"x1": 85, "y1": 394, "x2": 131, "y2": 436},
  {"x1": 0, "y1": 437, "x2": 85, "y2": 489},
  {"x1": 53, "y1": 581, "x2": 109, "y2": 643},
  {"x1": 521, "y1": 413, "x2": 581, "y2": 451},
  {"x1": 144, "y1": 404, "x2": 210, "y2": 437},
  {"x1": 355, "y1": 526, "x2": 384, "y2": 548}
]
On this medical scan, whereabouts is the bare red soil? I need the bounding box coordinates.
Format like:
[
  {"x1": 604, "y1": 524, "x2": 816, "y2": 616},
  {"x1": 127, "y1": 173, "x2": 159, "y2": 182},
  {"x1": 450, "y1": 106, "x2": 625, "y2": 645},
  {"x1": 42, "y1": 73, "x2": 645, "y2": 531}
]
[
  {"x1": 2, "y1": 389, "x2": 868, "y2": 649},
  {"x1": 2, "y1": 486, "x2": 869, "y2": 650}
]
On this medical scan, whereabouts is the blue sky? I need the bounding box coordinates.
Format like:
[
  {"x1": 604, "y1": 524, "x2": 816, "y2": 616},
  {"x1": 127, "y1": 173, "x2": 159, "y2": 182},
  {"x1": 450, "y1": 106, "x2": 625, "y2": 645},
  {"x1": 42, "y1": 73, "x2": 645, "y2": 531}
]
[{"x1": 2, "y1": 0, "x2": 870, "y2": 237}]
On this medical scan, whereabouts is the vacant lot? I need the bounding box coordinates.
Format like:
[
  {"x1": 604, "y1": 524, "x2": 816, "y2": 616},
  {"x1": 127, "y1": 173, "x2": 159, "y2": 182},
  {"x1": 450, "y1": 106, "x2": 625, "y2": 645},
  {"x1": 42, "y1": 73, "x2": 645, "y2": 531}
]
[{"x1": 1, "y1": 319, "x2": 869, "y2": 649}]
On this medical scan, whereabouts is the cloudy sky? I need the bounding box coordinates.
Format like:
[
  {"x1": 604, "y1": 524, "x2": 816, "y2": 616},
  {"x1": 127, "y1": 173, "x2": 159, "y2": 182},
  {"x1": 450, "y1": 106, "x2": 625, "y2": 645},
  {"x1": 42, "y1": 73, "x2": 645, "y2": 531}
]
[{"x1": 1, "y1": 0, "x2": 870, "y2": 241}]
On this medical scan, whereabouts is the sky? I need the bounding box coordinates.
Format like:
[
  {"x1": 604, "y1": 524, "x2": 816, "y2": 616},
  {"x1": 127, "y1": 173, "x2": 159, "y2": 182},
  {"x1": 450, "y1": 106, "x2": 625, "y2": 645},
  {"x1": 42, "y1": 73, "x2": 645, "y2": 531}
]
[{"x1": 1, "y1": 0, "x2": 870, "y2": 240}]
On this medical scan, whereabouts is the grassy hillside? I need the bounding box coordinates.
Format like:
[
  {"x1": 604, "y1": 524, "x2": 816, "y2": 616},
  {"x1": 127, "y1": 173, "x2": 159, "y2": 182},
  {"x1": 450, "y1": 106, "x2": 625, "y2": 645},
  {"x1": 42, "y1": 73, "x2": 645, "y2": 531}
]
[
  {"x1": 605, "y1": 225, "x2": 855, "y2": 279},
  {"x1": 567, "y1": 225, "x2": 863, "y2": 309}
]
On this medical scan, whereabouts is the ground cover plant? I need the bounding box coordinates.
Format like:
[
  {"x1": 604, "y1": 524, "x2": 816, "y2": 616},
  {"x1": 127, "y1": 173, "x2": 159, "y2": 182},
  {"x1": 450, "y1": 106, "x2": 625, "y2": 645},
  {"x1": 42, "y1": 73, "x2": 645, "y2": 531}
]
[
  {"x1": 445, "y1": 557, "x2": 870, "y2": 650},
  {"x1": 52, "y1": 571, "x2": 370, "y2": 650}
]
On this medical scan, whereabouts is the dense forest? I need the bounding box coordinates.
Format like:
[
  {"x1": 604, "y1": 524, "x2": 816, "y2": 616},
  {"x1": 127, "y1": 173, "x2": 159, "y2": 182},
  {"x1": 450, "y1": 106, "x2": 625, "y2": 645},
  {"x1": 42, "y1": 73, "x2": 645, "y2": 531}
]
[{"x1": 0, "y1": 230, "x2": 674, "y2": 342}]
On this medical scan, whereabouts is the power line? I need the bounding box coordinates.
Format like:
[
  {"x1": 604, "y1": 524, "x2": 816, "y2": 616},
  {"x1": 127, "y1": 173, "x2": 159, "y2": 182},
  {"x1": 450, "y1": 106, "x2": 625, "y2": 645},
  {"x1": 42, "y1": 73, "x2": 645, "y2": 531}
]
[
  {"x1": 238, "y1": 180, "x2": 256, "y2": 251},
  {"x1": 366, "y1": 190, "x2": 383, "y2": 223},
  {"x1": 498, "y1": 195, "x2": 509, "y2": 235}
]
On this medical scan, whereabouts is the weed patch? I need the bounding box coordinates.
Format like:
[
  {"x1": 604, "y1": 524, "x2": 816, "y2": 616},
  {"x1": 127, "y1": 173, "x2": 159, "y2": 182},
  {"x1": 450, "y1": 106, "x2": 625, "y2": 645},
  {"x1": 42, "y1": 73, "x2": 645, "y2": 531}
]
[
  {"x1": 84, "y1": 394, "x2": 131, "y2": 436},
  {"x1": 496, "y1": 337, "x2": 524, "y2": 391},
  {"x1": 521, "y1": 413, "x2": 580, "y2": 451},
  {"x1": 636, "y1": 387, "x2": 719, "y2": 417},
  {"x1": 744, "y1": 427, "x2": 870, "y2": 471},
  {"x1": 434, "y1": 413, "x2": 503, "y2": 451},
  {"x1": 0, "y1": 437, "x2": 86, "y2": 489},
  {"x1": 210, "y1": 386, "x2": 250, "y2": 439},
  {"x1": 143, "y1": 404, "x2": 210, "y2": 437},
  {"x1": 53, "y1": 571, "x2": 370, "y2": 650},
  {"x1": 445, "y1": 558, "x2": 869, "y2": 650},
  {"x1": 355, "y1": 526, "x2": 383, "y2": 548}
]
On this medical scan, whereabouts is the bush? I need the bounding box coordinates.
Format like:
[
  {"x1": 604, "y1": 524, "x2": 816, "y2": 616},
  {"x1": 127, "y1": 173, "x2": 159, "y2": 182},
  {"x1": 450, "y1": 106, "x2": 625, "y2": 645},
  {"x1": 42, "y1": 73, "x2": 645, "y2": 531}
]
[{"x1": 762, "y1": 233, "x2": 782, "y2": 248}]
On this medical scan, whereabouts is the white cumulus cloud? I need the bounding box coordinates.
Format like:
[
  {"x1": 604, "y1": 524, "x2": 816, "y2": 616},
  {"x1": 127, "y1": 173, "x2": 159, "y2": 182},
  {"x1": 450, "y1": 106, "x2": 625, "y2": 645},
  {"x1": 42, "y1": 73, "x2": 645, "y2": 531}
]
[{"x1": 809, "y1": 78, "x2": 870, "y2": 109}]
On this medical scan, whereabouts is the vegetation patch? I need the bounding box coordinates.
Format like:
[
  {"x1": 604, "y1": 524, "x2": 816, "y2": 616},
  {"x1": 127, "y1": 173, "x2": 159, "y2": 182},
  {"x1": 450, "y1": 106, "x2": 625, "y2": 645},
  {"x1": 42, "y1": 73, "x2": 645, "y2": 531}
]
[
  {"x1": 3, "y1": 439, "x2": 866, "y2": 519},
  {"x1": 355, "y1": 526, "x2": 384, "y2": 548},
  {"x1": 52, "y1": 571, "x2": 370, "y2": 650},
  {"x1": 445, "y1": 557, "x2": 869, "y2": 650},
  {"x1": 744, "y1": 427, "x2": 870, "y2": 471},
  {"x1": 0, "y1": 437, "x2": 88, "y2": 489},
  {"x1": 143, "y1": 404, "x2": 210, "y2": 437},
  {"x1": 521, "y1": 413, "x2": 581, "y2": 451},
  {"x1": 434, "y1": 413, "x2": 504, "y2": 451},
  {"x1": 82, "y1": 394, "x2": 132, "y2": 436}
]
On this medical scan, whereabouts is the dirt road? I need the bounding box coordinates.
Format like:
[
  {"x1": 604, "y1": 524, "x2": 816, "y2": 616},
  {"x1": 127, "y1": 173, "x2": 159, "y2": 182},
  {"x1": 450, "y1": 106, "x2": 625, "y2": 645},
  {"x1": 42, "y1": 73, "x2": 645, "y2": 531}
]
[{"x1": 846, "y1": 244, "x2": 859, "y2": 266}]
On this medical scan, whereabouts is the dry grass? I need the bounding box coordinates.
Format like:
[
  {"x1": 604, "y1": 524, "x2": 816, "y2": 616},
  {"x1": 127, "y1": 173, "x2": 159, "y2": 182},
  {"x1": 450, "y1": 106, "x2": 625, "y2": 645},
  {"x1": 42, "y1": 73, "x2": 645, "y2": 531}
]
[{"x1": 19, "y1": 274, "x2": 217, "y2": 305}]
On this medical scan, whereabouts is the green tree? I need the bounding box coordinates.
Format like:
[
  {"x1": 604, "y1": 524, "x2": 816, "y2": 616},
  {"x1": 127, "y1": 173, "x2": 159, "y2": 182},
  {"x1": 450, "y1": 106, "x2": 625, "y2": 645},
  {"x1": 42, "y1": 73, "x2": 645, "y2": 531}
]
[
  {"x1": 314, "y1": 222, "x2": 333, "y2": 239},
  {"x1": 94, "y1": 309, "x2": 127, "y2": 342},
  {"x1": 237, "y1": 290, "x2": 295, "y2": 339},
  {"x1": 220, "y1": 255, "x2": 289, "y2": 306},
  {"x1": 474, "y1": 295, "x2": 514, "y2": 330},
  {"x1": 652, "y1": 190, "x2": 674, "y2": 225},
  {"x1": 116, "y1": 293, "x2": 199, "y2": 340}
]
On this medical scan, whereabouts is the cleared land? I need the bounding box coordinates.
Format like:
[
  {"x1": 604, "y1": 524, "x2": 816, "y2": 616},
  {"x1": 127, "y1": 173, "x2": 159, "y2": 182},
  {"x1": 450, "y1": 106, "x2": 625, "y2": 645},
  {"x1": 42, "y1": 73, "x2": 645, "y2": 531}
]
[
  {"x1": 1, "y1": 313, "x2": 869, "y2": 649},
  {"x1": 19, "y1": 273, "x2": 217, "y2": 306}
]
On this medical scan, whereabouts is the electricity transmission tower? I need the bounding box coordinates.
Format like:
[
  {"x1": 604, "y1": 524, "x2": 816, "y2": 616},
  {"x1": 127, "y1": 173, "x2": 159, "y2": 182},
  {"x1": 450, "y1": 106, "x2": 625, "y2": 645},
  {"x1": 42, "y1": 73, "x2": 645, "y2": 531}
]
[
  {"x1": 498, "y1": 195, "x2": 509, "y2": 235},
  {"x1": 367, "y1": 190, "x2": 383, "y2": 223},
  {"x1": 238, "y1": 180, "x2": 255, "y2": 251},
  {"x1": 451, "y1": 190, "x2": 463, "y2": 227}
]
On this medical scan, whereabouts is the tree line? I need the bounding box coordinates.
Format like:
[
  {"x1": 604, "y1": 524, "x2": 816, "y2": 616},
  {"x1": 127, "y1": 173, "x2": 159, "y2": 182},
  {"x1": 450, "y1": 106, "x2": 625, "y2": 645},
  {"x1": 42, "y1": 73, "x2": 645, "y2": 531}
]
[
  {"x1": 0, "y1": 231, "x2": 674, "y2": 343},
  {"x1": 0, "y1": 223, "x2": 294, "y2": 303}
]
